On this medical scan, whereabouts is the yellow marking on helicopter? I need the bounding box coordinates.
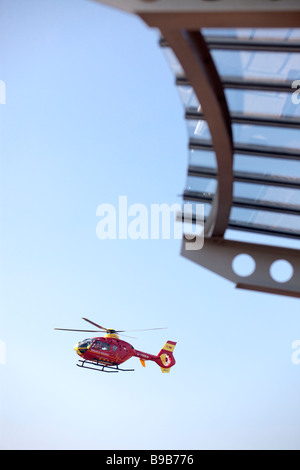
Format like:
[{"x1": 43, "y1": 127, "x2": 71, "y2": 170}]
[
  {"x1": 162, "y1": 342, "x2": 175, "y2": 352},
  {"x1": 105, "y1": 333, "x2": 119, "y2": 339},
  {"x1": 160, "y1": 353, "x2": 171, "y2": 366}
]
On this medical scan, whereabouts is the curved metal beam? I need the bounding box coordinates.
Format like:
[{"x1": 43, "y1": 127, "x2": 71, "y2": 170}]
[{"x1": 160, "y1": 29, "x2": 233, "y2": 237}]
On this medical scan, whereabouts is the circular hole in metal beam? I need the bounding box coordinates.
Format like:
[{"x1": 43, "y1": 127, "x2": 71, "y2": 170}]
[
  {"x1": 270, "y1": 259, "x2": 294, "y2": 283},
  {"x1": 232, "y1": 254, "x2": 256, "y2": 278}
]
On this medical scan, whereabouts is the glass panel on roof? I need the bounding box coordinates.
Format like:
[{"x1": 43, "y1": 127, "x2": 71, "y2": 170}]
[
  {"x1": 210, "y1": 50, "x2": 300, "y2": 81},
  {"x1": 188, "y1": 152, "x2": 300, "y2": 186},
  {"x1": 185, "y1": 178, "x2": 300, "y2": 210},
  {"x1": 202, "y1": 28, "x2": 300, "y2": 40},
  {"x1": 187, "y1": 119, "x2": 300, "y2": 150},
  {"x1": 187, "y1": 120, "x2": 211, "y2": 140},
  {"x1": 161, "y1": 47, "x2": 184, "y2": 76},
  {"x1": 203, "y1": 202, "x2": 212, "y2": 218},
  {"x1": 184, "y1": 88, "x2": 300, "y2": 118},
  {"x1": 189, "y1": 150, "x2": 300, "y2": 179},
  {"x1": 229, "y1": 207, "x2": 300, "y2": 236},
  {"x1": 184, "y1": 205, "x2": 300, "y2": 238},
  {"x1": 225, "y1": 89, "x2": 300, "y2": 118},
  {"x1": 182, "y1": 198, "x2": 213, "y2": 223},
  {"x1": 186, "y1": 176, "x2": 217, "y2": 196},
  {"x1": 232, "y1": 123, "x2": 300, "y2": 150},
  {"x1": 233, "y1": 154, "x2": 300, "y2": 181},
  {"x1": 233, "y1": 182, "x2": 300, "y2": 207},
  {"x1": 177, "y1": 86, "x2": 200, "y2": 108},
  {"x1": 181, "y1": 201, "x2": 212, "y2": 220},
  {"x1": 185, "y1": 200, "x2": 300, "y2": 239},
  {"x1": 189, "y1": 149, "x2": 217, "y2": 170}
]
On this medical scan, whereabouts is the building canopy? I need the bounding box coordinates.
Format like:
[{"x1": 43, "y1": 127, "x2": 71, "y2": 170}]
[{"x1": 94, "y1": 0, "x2": 300, "y2": 297}]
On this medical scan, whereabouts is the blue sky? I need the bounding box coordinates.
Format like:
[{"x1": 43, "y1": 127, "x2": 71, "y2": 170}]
[{"x1": 1, "y1": 0, "x2": 300, "y2": 450}]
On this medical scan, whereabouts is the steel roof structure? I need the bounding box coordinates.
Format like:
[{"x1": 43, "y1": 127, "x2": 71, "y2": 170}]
[{"x1": 93, "y1": 0, "x2": 300, "y2": 298}]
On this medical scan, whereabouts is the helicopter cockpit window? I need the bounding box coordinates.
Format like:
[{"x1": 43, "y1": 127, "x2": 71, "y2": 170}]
[
  {"x1": 93, "y1": 341, "x2": 102, "y2": 350},
  {"x1": 101, "y1": 342, "x2": 110, "y2": 351},
  {"x1": 79, "y1": 339, "x2": 92, "y2": 349},
  {"x1": 78, "y1": 339, "x2": 92, "y2": 353}
]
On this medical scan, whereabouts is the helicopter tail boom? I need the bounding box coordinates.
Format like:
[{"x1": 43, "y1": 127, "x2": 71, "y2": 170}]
[{"x1": 133, "y1": 341, "x2": 176, "y2": 372}]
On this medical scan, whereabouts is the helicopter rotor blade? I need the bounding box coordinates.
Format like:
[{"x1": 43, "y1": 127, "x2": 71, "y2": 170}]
[
  {"x1": 82, "y1": 319, "x2": 167, "y2": 334},
  {"x1": 82, "y1": 317, "x2": 108, "y2": 331},
  {"x1": 55, "y1": 319, "x2": 167, "y2": 339},
  {"x1": 54, "y1": 328, "x2": 137, "y2": 339},
  {"x1": 115, "y1": 327, "x2": 168, "y2": 333},
  {"x1": 117, "y1": 333, "x2": 137, "y2": 339},
  {"x1": 54, "y1": 328, "x2": 103, "y2": 333}
]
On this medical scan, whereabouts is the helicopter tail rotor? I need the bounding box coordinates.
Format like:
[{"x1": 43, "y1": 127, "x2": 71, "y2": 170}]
[{"x1": 155, "y1": 341, "x2": 177, "y2": 373}]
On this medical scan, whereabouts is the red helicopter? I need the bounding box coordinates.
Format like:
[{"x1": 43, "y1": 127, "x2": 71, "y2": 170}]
[{"x1": 55, "y1": 318, "x2": 176, "y2": 373}]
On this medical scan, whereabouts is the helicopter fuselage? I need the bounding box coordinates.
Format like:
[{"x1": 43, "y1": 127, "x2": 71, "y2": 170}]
[
  {"x1": 55, "y1": 317, "x2": 176, "y2": 373},
  {"x1": 74, "y1": 334, "x2": 157, "y2": 367}
]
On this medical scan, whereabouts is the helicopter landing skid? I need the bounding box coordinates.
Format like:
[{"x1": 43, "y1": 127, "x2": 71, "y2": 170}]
[{"x1": 77, "y1": 359, "x2": 135, "y2": 373}]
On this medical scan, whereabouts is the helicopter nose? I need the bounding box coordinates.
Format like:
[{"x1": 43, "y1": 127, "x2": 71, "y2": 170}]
[{"x1": 74, "y1": 343, "x2": 80, "y2": 355}]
